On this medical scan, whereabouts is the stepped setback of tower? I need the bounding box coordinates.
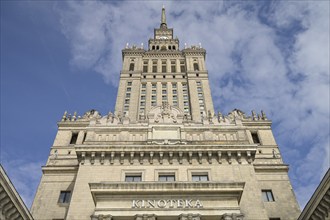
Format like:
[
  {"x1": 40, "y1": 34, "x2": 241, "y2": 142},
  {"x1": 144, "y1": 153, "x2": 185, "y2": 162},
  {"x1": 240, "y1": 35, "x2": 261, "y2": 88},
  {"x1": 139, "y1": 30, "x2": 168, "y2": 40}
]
[{"x1": 31, "y1": 7, "x2": 301, "y2": 220}]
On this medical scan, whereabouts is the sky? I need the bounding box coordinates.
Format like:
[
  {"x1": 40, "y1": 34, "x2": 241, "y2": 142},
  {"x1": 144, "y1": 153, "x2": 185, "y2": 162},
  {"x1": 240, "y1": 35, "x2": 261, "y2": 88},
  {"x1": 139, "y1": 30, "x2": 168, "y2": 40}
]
[{"x1": 1, "y1": 0, "x2": 329, "y2": 211}]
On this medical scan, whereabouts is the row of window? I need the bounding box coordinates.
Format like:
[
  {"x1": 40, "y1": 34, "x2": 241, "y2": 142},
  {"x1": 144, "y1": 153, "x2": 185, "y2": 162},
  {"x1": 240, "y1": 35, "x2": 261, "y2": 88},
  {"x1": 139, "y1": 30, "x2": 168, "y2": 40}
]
[
  {"x1": 125, "y1": 174, "x2": 209, "y2": 183},
  {"x1": 150, "y1": 44, "x2": 177, "y2": 51}
]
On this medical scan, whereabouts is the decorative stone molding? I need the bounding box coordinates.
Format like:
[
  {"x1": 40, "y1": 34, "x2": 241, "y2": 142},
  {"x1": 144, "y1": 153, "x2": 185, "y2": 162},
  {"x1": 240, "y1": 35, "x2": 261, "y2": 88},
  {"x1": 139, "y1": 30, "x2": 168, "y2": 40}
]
[
  {"x1": 221, "y1": 213, "x2": 244, "y2": 220},
  {"x1": 179, "y1": 213, "x2": 201, "y2": 220},
  {"x1": 76, "y1": 147, "x2": 256, "y2": 166},
  {"x1": 90, "y1": 214, "x2": 112, "y2": 220},
  {"x1": 135, "y1": 214, "x2": 157, "y2": 220}
]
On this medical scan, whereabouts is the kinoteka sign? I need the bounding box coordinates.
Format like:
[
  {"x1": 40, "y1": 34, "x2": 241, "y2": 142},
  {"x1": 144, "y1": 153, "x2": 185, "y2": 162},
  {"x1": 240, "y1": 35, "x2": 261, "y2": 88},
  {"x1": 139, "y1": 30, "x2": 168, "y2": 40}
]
[{"x1": 132, "y1": 199, "x2": 203, "y2": 209}]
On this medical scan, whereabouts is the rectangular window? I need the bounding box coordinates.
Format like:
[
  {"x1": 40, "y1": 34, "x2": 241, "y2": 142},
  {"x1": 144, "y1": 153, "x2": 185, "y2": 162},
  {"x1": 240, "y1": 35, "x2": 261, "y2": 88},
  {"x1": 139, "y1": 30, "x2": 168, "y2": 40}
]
[
  {"x1": 58, "y1": 191, "x2": 71, "y2": 203},
  {"x1": 126, "y1": 87, "x2": 131, "y2": 92},
  {"x1": 152, "y1": 90, "x2": 156, "y2": 94},
  {"x1": 173, "y1": 95, "x2": 177, "y2": 100},
  {"x1": 162, "y1": 66, "x2": 166, "y2": 73},
  {"x1": 197, "y1": 87, "x2": 202, "y2": 92},
  {"x1": 142, "y1": 84, "x2": 146, "y2": 89},
  {"x1": 125, "y1": 99, "x2": 130, "y2": 104},
  {"x1": 140, "y1": 102, "x2": 145, "y2": 106},
  {"x1": 125, "y1": 175, "x2": 142, "y2": 182},
  {"x1": 140, "y1": 96, "x2": 146, "y2": 100},
  {"x1": 183, "y1": 95, "x2": 188, "y2": 100},
  {"x1": 143, "y1": 60, "x2": 148, "y2": 72},
  {"x1": 184, "y1": 101, "x2": 189, "y2": 106},
  {"x1": 182, "y1": 84, "x2": 187, "y2": 89},
  {"x1": 127, "y1": 81, "x2": 132, "y2": 86},
  {"x1": 159, "y1": 175, "x2": 175, "y2": 182},
  {"x1": 192, "y1": 175, "x2": 208, "y2": 182},
  {"x1": 172, "y1": 84, "x2": 177, "y2": 89},
  {"x1": 162, "y1": 90, "x2": 167, "y2": 94},
  {"x1": 196, "y1": 81, "x2": 201, "y2": 86},
  {"x1": 152, "y1": 66, "x2": 157, "y2": 73},
  {"x1": 152, "y1": 96, "x2": 156, "y2": 100},
  {"x1": 172, "y1": 90, "x2": 177, "y2": 94},
  {"x1": 124, "y1": 106, "x2": 129, "y2": 111},
  {"x1": 180, "y1": 65, "x2": 185, "y2": 73},
  {"x1": 252, "y1": 132, "x2": 260, "y2": 144},
  {"x1": 162, "y1": 95, "x2": 167, "y2": 100},
  {"x1": 171, "y1": 65, "x2": 176, "y2": 73},
  {"x1": 162, "y1": 84, "x2": 167, "y2": 89},
  {"x1": 152, "y1": 84, "x2": 157, "y2": 89},
  {"x1": 262, "y1": 190, "x2": 275, "y2": 202},
  {"x1": 141, "y1": 90, "x2": 146, "y2": 94},
  {"x1": 143, "y1": 66, "x2": 148, "y2": 72},
  {"x1": 151, "y1": 101, "x2": 156, "y2": 106},
  {"x1": 70, "y1": 133, "x2": 78, "y2": 144},
  {"x1": 173, "y1": 101, "x2": 178, "y2": 106},
  {"x1": 126, "y1": 93, "x2": 131, "y2": 98}
]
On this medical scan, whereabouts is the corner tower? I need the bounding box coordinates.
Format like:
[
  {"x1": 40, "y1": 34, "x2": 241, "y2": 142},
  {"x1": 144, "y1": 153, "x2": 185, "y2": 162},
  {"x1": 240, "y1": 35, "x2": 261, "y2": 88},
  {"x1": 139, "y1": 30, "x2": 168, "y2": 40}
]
[
  {"x1": 31, "y1": 7, "x2": 301, "y2": 220},
  {"x1": 114, "y1": 6, "x2": 214, "y2": 123}
]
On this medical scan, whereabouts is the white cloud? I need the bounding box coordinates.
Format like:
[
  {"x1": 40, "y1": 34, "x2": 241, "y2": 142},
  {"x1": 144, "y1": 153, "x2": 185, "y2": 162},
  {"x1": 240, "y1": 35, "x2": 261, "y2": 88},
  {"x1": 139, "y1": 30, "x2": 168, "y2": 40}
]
[{"x1": 56, "y1": 1, "x2": 329, "y2": 209}]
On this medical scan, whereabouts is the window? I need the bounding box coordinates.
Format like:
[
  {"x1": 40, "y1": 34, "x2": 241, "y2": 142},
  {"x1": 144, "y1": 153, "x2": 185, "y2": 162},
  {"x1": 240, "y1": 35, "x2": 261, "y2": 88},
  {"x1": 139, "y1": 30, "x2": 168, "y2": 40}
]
[
  {"x1": 58, "y1": 191, "x2": 71, "y2": 203},
  {"x1": 173, "y1": 101, "x2": 178, "y2": 106},
  {"x1": 129, "y1": 63, "x2": 134, "y2": 71},
  {"x1": 196, "y1": 73, "x2": 199, "y2": 77},
  {"x1": 126, "y1": 93, "x2": 131, "y2": 98},
  {"x1": 127, "y1": 87, "x2": 131, "y2": 92},
  {"x1": 162, "y1": 66, "x2": 167, "y2": 73},
  {"x1": 140, "y1": 96, "x2": 145, "y2": 100},
  {"x1": 180, "y1": 60, "x2": 185, "y2": 72},
  {"x1": 252, "y1": 132, "x2": 260, "y2": 144},
  {"x1": 193, "y1": 63, "x2": 199, "y2": 71},
  {"x1": 159, "y1": 175, "x2": 175, "y2": 182},
  {"x1": 141, "y1": 90, "x2": 146, "y2": 94},
  {"x1": 70, "y1": 133, "x2": 78, "y2": 144},
  {"x1": 125, "y1": 175, "x2": 142, "y2": 182},
  {"x1": 152, "y1": 60, "x2": 157, "y2": 73},
  {"x1": 196, "y1": 81, "x2": 201, "y2": 86},
  {"x1": 140, "y1": 102, "x2": 145, "y2": 106},
  {"x1": 171, "y1": 60, "x2": 176, "y2": 72},
  {"x1": 172, "y1": 95, "x2": 177, "y2": 100},
  {"x1": 162, "y1": 84, "x2": 167, "y2": 88},
  {"x1": 197, "y1": 87, "x2": 202, "y2": 92},
  {"x1": 152, "y1": 96, "x2": 156, "y2": 100},
  {"x1": 143, "y1": 60, "x2": 148, "y2": 72},
  {"x1": 127, "y1": 81, "x2": 132, "y2": 86},
  {"x1": 152, "y1": 90, "x2": 156, "y2": 94},
  {"x1": 184, "y1": 101, "x2": 189, "y2": 106},
  {"x1": 151, "y1": 101, "x2": 156, "y2": 106},
  {"x1": 142, "y1": 84, "x2": 146, "y2": 89},
  {"x1": 172, "y1": 90, "x2": 177, "y2": 94},
  {"x1": 162, "y1": 90, "x2": 167, "y2": 94},
  {"x1": 192, "y1": 175, "x2": 208, "y2": 182},
  {"x1": 125, "y1": 99, "x2": 130, "y2": 104},
  {"x1": 262, "y1": 190, "x2": 275, "y2": 202},
  {"x1": 162, "y1": 95, "x2": 167, "y2": 100},
  {"x1": 172, "y1": 83, "x2": 177, "y2": 89},
  {"x1": 152, "y1": 84, "x2": 157, "y2": 89},
  {"x1": 183, "y1": 95, "x2": 188, "y2": 100}
]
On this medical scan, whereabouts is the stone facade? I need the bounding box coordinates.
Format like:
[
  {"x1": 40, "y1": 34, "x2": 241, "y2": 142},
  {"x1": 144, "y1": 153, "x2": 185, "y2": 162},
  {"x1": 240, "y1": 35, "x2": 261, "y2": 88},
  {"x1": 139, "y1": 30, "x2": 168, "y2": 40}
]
[{"x1": 31, "y1": 7, "x2": 301, "y2": 220}]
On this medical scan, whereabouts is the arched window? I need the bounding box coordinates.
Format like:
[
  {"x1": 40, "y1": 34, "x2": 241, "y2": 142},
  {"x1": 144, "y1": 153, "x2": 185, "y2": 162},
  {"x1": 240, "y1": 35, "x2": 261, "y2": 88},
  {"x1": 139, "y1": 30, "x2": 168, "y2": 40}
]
[
  {"x1": 168, "y1": 45, "x2": 172, "y2": 50},
  {"x1": 129, "y1": 63, "x2": 134, "y2": 71},
  {"x1": 152, "y1": 45, "x2": 155, "y2": 50},
  {"x1": 173, "y1": 45, "x2": 176, "y2": 50},
  {"x1": 156, "y1": 45, "x2": 160, "y2": 50},
  {"x1": 193, "y1": 63, "x2": 199, "y2": 71}
]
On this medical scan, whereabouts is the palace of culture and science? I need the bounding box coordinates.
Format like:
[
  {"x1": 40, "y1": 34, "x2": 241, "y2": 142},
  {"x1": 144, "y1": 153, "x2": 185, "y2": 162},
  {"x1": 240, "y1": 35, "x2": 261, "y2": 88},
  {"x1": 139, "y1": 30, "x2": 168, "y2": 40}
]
[{"x1": 30, "y1": 7, "x2": 301, "y2": 220}]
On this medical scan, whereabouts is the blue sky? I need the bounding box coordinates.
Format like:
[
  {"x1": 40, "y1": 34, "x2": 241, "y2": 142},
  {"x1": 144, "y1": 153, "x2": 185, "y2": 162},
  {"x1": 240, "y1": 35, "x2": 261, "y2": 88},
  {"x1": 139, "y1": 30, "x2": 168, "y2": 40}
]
[{"x1": 1, "y1": 0, "x2": 329, "y2": 210}]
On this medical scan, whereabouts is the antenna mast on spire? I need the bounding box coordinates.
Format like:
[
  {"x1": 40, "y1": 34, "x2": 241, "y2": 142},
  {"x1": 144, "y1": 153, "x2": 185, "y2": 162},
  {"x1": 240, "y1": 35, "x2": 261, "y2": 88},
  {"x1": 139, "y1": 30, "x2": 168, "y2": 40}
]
[{"x1": 160, "y1": 5, "x2": 167, "y2": 29}]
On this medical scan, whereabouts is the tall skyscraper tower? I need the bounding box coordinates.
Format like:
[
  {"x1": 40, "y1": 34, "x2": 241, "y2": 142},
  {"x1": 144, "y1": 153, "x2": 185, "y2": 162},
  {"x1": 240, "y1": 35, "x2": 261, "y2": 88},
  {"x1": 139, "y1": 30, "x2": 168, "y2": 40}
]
[{"x1": 31, "y1": 7, "x2": 301, "y2": 220}]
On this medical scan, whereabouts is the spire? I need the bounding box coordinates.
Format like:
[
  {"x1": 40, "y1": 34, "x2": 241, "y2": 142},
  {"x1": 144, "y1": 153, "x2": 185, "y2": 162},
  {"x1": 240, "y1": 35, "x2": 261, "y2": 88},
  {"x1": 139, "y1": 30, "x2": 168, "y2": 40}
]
[{"x1": 160, "y1": 5, "x2": 167, "y2": 29}]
